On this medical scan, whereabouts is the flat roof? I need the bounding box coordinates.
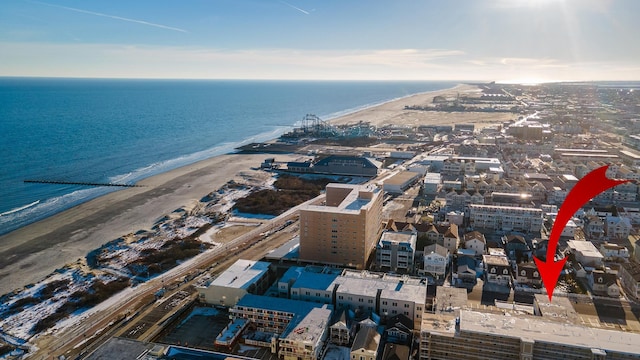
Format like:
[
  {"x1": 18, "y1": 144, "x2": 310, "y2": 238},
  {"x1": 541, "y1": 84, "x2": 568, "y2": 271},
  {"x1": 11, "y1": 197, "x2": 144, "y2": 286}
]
[
  {"x1": 292, "y1": 271, "x2": 340, "y2": 291},
  {"x1": 620, "y1": 149, "x2": 640, "y2": 159},
  {"x1": 380, "y1": 231, "x2": 417, "y2": 245},
  {"x1": 265, "y1": 237, "x2": 300, "y2": 260},
  {"x1": 333, "y1": 274, "x2": 426, "y2": 304},
  {"x1": 235, "y1": 294, "x2": 328, "y2": 315},
  {"x1": 483, "y1": 254, "x2": 509, "y2": 266},
  {"x1": 469, "y1": 204, "x2": 543, "y2": 213},
  {"x1": 459, "y1": 310, "x2": 640, "y2": 355},
  {"x1": 209, "y1": 259, "x2": 270, "y2": 290},
  {"x1": 384, "y1": 171, "x2": 420, "y2": 186},
  {"x1": 434, "y1": 287, "x2": 468, "y2": 316},
  {"x1": 302, "y1": 183, "x2": 381, "y2": 215},
  {"x1": 567, "y1": 240, "x2": 603, "y2": 259},
  {"x1": 282, "y1": 306, "x2": 333, "y2": 340}
]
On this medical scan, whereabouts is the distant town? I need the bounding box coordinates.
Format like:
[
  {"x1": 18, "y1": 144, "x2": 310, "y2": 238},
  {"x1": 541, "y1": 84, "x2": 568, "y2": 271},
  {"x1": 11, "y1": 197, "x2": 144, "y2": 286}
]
[{"x1": 3, "y1": 82, "x2": 640, "y2": 359}]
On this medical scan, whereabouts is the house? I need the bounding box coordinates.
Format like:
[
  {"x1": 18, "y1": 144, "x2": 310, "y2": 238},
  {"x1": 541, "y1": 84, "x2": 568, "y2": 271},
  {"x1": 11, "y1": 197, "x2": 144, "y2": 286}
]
[
  {"x1": 441, "y1": 224, "x2": 460, "y2": 254},
  {"x1": 584, "y1": 215, "x2": 605, "y2": 240},
  {"x1": 381, "y1": 343, "x2": 410, "y2": 360},
  {"x1": 384, "y1": 314, "x2": 413, "y2": 345},
  {"x1": 350, "y1": 327, "x2": 381, "y2": 360},
  {"x1": 619, "y1": 261, "x2": 640, "y2": 301},
  {"x1": 329, "y1": 309, "x2": 352, "y2": 346},
  {"x1": 483, "y1": 250, "x2": 511, "y2": 287},
  {"x1": 502, "y1": 234, "x2": 531, "y2": 261},
  {"x1": 463, "y1": 231, "x2": 486, "y2": 255},
  {"x1": 423, "y1": 244, "x2": 450, "y2": 278},
  {"x1": 599, "y1": 242, "x2": 630, "y2": 261},
  {"x1": 589, "y1": 269, "x2": 620, "y2": 298},
  {"x1": 605, "y1": 215, "x2": 632, "y2": 240},
  {"x1": 515, "y1": 262, "x2": 541, "y2": 287}
]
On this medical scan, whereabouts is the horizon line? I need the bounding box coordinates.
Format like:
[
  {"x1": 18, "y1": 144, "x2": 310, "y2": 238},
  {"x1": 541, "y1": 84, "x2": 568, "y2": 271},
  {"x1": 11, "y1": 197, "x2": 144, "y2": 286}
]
[{"x1": 2, "y1": 75, "x2": 640, "y2": 84}]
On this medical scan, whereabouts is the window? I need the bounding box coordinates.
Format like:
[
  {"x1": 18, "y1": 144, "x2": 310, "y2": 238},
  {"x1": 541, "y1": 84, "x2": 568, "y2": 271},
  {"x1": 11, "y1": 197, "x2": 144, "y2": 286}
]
[
  {"x1": 520, "y1": 270, "x2": 526, "y2": 276},
  {"x1": 490, "y1": 268, "x2": 496, "y2": 274},
  {"x1": 503, "y1": 269, "x2": 509, "y2": 275}
]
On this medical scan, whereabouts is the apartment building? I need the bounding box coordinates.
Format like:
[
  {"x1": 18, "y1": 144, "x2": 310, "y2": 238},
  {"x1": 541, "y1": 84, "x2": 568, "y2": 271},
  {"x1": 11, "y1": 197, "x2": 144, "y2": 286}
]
[
  {"x1": 279, "y1": 307, "x2": 333, "y2": 360},
  {"x1": 420, "y1": 310, "x2": 640, "y2": 360},
  {"x1": 299, "y1": 183, "x2": 384, "y2": 269},
  {"x1": 468, "y1": 204, "x2": 543, "y2": 233},
  {"x1": 376, "y1": 230, "x2": 417, "y2": 273},
  {"x1": 230, "y1": 294, "x2": 331, "y2": 335}
]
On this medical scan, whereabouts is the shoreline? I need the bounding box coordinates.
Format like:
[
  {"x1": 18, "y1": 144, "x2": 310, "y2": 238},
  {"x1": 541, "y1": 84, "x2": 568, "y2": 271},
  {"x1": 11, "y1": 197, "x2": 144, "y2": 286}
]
[{"x1": 0, "y1": 82, "x2": 510, "y2": 296}]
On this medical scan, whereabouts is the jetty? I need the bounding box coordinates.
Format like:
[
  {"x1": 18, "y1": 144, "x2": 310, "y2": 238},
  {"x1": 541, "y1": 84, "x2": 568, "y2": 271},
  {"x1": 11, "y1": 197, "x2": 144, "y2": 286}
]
[{"x1": 24, "y1": 180, "x2": 144, "y2": 188}]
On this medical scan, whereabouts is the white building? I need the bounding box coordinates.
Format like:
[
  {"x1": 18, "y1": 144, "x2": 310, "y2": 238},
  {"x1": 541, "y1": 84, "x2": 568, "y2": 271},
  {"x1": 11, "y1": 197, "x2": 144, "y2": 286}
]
[
  {"x1": 279, "y1": 307, "x2": 332, "y2": 360},
  {"x1": 376, "y1": 230, "x2": 417, "y2": 273},
  {"x1": 350, "y1": 327, "x2": 380, "y2": 360},
  {"x1": 463, "y1": 231, "x2": 486, "y2": 255},
  {"x1": 599, "y1": 242, "x2": 630, "y2": 261},
  {"x1": 468, "y1": 204, "x2": 543, "y2": 233},
  {"x1": 567, "y1": 240, "x2": 604, "y2": 267},
  {"x1": 423, "y1": 244, "x2": 450, "y2": 278},
  {"x1": 197, "y1": 259, "x2": 272, "y2": 307},
  {"x1": 423, "y1": 172, "x2": 441, "y2": 195},
  {"x1": 383, "y1": 171, "x2": 420, "y2": 195}
]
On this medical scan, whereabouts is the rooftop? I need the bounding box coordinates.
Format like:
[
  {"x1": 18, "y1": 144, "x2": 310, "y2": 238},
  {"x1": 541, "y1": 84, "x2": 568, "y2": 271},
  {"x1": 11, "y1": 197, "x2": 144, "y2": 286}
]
[
  {"x1": 567, "y1": 240, "x2": 604, "y2": 259},
  {"x1": 380, "y1": 230, "x2": 417, "y2": 246},
  {"x1": 459, "y1": 310, "x2": 640, "y2": 356},
  {"x1": 282, "y1": 306, "x2": 333, "y2": 341},
  {"x1": 209, "y1": 259, "x2": 271, "y2": 290},
  {"x1": 434, "y1": 287, "x2": 468, "y2": 316},
  {"x1": 235, "y1": 294, "x2": 328, "y2": 316},
  {"x1": 384, "y1": 171, "x2": 420, "y2": 186},
  {"x1": 302, "y1": 183, "x2": 381, "y2": 215},
  {"x1": 483, "y1": 254, "x2": 509, "y2": 266},
  {"x1": 332, "y1": 271, "x2": 426, "y2": 304},
  {"x1": 291, "y1": 270, "x2": 341, "y2": 291}
]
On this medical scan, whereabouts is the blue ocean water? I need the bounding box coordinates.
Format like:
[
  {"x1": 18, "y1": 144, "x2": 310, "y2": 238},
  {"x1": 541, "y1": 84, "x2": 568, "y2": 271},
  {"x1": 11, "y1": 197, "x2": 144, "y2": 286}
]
[{"x1": 0, "y1": 78, "x2": 457, "y2": 235}]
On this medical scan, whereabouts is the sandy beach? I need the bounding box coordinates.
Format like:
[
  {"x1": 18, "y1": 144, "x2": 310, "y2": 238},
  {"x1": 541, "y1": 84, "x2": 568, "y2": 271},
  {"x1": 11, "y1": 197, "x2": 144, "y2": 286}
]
[
  {"x1": 0, "y1": 83, "x2": 516, "y2": 296},
  {"x1": 329, "y1": 83, "x2": 515, "y2": 129}
]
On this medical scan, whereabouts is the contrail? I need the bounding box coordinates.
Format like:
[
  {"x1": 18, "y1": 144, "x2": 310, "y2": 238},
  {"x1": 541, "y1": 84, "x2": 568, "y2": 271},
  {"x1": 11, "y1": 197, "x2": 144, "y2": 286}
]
[
  {"x1": 27, "y1": 0, "x2": 188, "y2": 33},
  {"x1": 279, "y1": 0, "x2": 310, "y2": 15}
]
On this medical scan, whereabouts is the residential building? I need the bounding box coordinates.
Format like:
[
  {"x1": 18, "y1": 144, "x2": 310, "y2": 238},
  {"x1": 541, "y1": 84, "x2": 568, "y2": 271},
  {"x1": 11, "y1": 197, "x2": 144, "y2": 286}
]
[
  {"x1": 230, "y1": 294, "x2": 331, "y2": 335},
  {"x1": 584, "y1": 215, "x2": 605, "y2": 240},
  {"x1": 197, "y1": 259, "x2": 273, "y2": 307},
  {"x1": 385, "y1": 314, "x2": 413, "y2": 345},
  {"x1": 468, "y1": 204, "x2": 543, "y2": 232},
  {"x1": 462, "y1": 231, "x2": 486, "y2": 255},
  {"x1": 515, "y1": 262, "x2": 541, "y2": 287},
  {"x1": 299, "y1": 183, "x2": 384, "y2": 269},
  {"x1": 605, "y1": 215, "x2": 632, "y2": 240},
  {"x1": 420, "y1": 310, "x2": 640, "y2": 360},
  {"x1": 423, "y1": 173, "x2": 441, "y2": 195},
  {"x1": 279, "y1": 307, "x2": 332, "y2": 360},
  {"x1": 441, "y1": 224, "x2": 460, "y2": 254},
  {"x1": 599, "y1": 242, "x2": 630, "y2": 261},
  {"x1": 619, "y1": 261, "x2": 640, "y2": 301},
  {"x1": 381, "y1": 343, "x2": 410, "y2": 360},
  {"x1": 589, "y1": 269, "x2": 620, "y2": 298},
  {"x1": 329, "y1": 309, "x2": 351, "y2": 346},
  {"x1": 376, "y1": 230, "x2": 418, "y2": 273},
  {"x1": 483, "y1": 251, "x2": 511, "y2": 287},
  {"x1": 350, "y1": 327, "x2": 381, "y2": 360},
  {"x1": 423, "y1": 244, "x2": 449, "y2": 278}
]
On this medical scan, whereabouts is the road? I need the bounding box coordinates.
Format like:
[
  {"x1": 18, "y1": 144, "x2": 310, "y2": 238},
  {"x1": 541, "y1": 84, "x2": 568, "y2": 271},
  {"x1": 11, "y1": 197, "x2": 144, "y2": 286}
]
[{"x1": 32, "y1": 194, "x2": 324, "y2": 359}]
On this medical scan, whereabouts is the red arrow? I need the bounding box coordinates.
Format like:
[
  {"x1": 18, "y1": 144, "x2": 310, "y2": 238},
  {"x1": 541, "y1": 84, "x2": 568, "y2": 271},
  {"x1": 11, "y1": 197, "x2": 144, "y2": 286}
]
[{"x1": 534, "y1": 165, "x2": 630, "y2": 301}]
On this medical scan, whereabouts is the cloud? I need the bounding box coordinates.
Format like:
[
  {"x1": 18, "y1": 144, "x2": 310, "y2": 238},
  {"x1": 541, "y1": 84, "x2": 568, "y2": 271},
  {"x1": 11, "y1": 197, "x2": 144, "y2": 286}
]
[
  {"x1": 27, "y1": 0, "x2": 188, "y2": 33},
  {"x1": 278, "y1": 0, "x2": 310, "y2": 15},
  {"x1": 1, "y1": 42, "x2": 638, "y2": 81}
]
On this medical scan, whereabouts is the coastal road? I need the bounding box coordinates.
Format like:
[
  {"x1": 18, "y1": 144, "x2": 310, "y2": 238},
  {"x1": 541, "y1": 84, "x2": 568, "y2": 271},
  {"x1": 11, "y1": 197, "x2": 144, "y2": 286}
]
[{"x1": 33, "y1": 194, "x2": 324, "y2": 359}]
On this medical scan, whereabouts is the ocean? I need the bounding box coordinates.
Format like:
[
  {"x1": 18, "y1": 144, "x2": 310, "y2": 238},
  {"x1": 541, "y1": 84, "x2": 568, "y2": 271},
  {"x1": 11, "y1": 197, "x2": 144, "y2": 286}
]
[{"x1": 0, "y1": 78, "x2": 457, "y2": 235}]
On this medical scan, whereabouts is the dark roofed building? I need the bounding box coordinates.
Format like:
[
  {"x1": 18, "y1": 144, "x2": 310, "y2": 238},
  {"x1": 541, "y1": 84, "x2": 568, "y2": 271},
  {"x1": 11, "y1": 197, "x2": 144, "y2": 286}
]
[
  {"x1": 381, "y1": 343, "x2": 411, "y2": 360},
  {"x1": 385, "y1": 314, "x2": 413, "y2": 345},
  {"x1": 313, "y1": 155, "x2": 381, "y2": 177}
]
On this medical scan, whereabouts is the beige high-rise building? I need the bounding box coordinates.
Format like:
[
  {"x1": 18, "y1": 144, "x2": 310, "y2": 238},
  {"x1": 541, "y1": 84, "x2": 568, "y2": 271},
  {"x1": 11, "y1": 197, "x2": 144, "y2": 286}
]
[{"x1": 299, "y1": 183, "x2": 383, "y2": 269}]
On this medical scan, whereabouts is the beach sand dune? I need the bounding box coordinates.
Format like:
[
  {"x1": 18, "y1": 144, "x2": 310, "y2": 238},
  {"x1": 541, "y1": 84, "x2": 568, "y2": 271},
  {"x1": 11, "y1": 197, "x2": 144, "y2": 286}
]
[{"x1": 0, "y1": 154, "x2": 294, "y2": 295}]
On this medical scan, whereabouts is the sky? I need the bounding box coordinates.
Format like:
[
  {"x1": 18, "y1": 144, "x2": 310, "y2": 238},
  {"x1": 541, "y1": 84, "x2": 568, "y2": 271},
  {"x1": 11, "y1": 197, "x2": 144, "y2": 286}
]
[{"x1": 0, "y1": 0, "x2": 639, "y2": 82}]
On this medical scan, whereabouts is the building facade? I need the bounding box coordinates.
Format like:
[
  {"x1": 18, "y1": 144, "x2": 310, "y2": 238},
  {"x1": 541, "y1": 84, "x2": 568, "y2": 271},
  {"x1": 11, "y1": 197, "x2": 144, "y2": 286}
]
[
  {"x1": 468, "y1": 204, "x2": 543, "y2": 233},
  {"x1": 299, "y1": 183, "x2": 384, "y2": 269}
]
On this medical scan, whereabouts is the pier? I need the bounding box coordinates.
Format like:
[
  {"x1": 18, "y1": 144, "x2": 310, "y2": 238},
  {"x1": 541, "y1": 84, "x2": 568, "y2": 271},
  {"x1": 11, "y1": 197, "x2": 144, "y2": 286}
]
[{"x1": 24, "y1": 180, "x2": 144, "y2": 188}]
